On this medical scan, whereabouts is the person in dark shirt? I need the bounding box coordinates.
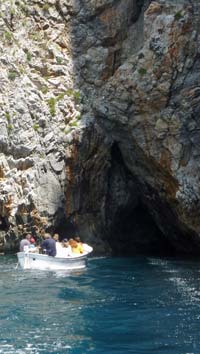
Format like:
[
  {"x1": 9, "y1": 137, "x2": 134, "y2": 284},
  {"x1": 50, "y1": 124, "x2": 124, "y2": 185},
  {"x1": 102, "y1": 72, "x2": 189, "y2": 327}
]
[{"x1": 41, "y1": 233, "x2": 56, "y2": 257}]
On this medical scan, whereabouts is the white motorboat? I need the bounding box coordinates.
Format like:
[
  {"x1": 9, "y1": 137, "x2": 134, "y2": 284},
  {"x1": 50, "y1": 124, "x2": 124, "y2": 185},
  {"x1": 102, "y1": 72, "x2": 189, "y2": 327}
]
[{"x1": 17, "y1": 247, "x2": 93, "y2": 271}]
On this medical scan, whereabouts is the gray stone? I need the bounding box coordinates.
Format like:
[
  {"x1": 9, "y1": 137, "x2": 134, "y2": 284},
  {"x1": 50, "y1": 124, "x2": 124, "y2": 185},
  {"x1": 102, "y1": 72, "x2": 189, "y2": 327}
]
[{"x1": 0, "y1": 0, "x2": 200, "y2": 256}]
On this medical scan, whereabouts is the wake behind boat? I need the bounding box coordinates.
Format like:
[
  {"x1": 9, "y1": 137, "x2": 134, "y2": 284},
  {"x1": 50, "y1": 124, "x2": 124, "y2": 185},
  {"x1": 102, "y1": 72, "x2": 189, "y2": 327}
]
[{"x1": 17, "y1": 247, "x2": 93, "y2": 271}]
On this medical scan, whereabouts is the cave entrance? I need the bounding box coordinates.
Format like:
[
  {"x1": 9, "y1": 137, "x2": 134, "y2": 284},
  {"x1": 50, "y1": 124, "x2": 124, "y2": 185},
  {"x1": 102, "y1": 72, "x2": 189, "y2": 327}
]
[
  {"x1": 106, "y1": 143, "x2": 175, "y2": 256},
  {"x1": 108, "y1": 201, "x2": 175, "y2": 256}
]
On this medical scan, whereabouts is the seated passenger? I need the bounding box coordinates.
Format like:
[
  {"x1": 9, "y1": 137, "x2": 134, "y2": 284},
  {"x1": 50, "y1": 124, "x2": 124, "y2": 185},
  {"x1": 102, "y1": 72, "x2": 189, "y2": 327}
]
[
  {"x1": 63, "y1": 239, "x2": 73, "y2": 256},
  {"x1": 53, "y1": 233, "x2": 59, "y2": 242},
  {"x1": 56, "y1": 239, "x2": 72, "y2": 258},
  {"x1": 75, "y1": 236, "x2": 93, "y2": 253},
  {"x1": 69, "y1": 239, "x2": 84, "y2": 254},
  {"x1": 74, "y1": 236, "x2": 85, "y2": 254},
  {"x1": 53, "y1": 233, "x2": 63, "y2": 255},
  {"x1": 29, "y1": 236, "x2": 39, "y2": 253},
  {"x1": 41, "y1": 233, "x2": 56, "y2": 257},
  {"x1": 20, "y1": 234, "x2": 31, "y2": 252},
  {"x1": 29, "y1": 237, "x2": 36, "y2": 248}
]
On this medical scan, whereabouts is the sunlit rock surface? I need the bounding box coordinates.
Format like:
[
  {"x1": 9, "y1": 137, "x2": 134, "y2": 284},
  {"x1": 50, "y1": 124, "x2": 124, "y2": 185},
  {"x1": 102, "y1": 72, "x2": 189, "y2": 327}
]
[{"x1": 0, "y1": 0, "x2": 200, "y2": 255}]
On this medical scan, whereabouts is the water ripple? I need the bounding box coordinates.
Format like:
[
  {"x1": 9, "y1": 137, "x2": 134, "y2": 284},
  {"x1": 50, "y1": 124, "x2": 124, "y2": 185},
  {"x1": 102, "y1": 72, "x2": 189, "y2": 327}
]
[{"x1": 0, "y1": 256, "x2": 200, "y2": 353}]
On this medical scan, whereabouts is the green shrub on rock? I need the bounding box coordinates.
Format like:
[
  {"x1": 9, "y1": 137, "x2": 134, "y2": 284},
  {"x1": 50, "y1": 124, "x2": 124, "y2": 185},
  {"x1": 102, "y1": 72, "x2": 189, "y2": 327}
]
[
  {"x1": 8, "y1": 70, "x2": 18, "y2": 81},
  {"x1": 138, "y1": 67, "x2": 147, "y2": 76},
  {"x1": 174, "y1": 11, "x2": 183, "y2": 21},
  {"x1": 47, "y1": 97, "x2": 56, "y2": 116}
]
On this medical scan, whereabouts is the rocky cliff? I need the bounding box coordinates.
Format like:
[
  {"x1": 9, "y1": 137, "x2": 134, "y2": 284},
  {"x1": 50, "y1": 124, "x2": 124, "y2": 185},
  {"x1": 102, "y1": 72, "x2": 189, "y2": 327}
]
[{"x1": 0, "y1": 0, "x2": 200, "y2": 255}]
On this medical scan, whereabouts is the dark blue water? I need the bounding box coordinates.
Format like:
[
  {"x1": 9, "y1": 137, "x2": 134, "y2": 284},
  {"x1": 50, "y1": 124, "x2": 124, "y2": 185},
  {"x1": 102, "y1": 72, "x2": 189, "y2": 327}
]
[{"x1": 0, "y1": 256, "x2": 200, "y2": 353}]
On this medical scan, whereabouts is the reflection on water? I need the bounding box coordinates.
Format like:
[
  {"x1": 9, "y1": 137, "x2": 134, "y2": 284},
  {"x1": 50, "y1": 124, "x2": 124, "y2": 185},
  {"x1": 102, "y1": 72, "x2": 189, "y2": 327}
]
[{"x1": 0, "y1": 255, "x2": 200, "y2": 353}]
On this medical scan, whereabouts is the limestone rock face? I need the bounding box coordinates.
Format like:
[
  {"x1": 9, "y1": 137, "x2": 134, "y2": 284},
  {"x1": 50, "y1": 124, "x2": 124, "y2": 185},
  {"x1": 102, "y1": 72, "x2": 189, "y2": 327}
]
[
  {"x1": 0, "y1": 0, "x2": 81, "y2": 251},
  {"x1": 93, "y1": 0, "x2": 200, "y2": 254},
  {"x1": 0, "y1": 0, "x2": 200, "y2": 255}
]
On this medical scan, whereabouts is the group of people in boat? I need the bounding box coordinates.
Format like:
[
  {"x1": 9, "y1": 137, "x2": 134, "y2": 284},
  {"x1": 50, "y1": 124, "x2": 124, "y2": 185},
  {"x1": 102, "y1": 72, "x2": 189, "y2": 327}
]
[{"x1": 19, "y1": 233, "x2": 92, "y2": 258}]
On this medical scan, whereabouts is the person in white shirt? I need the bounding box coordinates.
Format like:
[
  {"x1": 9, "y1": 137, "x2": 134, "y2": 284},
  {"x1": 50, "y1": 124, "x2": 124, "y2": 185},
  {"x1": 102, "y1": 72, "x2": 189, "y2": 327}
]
[
  {"x1": 55, "y1": 238, "x2": 72, "y2": 258},
  {"x1": 19, "y1": 234, "x2": 31, "y2": 251}
]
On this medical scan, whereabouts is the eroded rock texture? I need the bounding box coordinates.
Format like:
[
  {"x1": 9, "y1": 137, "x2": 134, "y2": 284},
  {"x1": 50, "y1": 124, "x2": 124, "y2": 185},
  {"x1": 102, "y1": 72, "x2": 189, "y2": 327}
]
[{"x1": 0, "y1": 0, "x2": 200, "y2": 255}]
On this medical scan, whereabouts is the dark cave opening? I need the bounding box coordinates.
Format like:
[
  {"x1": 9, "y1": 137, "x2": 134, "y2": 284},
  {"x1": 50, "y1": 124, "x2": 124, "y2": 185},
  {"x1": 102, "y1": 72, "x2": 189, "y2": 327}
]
[
  {"x1": 106, "y1": 143, "x2": 176, "y2": 257},
  {"x1": 108, "y1": 202, "x2": 176, "y2": 256}
]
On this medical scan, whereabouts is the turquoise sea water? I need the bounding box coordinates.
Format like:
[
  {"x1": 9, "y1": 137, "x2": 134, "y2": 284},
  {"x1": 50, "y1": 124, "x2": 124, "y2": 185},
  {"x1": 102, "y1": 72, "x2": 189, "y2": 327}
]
[{"x1": 0, "y1": 256, "x2": 200, "y2": 354}]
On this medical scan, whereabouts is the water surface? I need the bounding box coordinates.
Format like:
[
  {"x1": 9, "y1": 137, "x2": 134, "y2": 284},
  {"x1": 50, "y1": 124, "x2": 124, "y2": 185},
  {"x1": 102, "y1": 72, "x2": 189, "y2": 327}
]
[{"x1": 0, "y1": 256, "x2": 200, "y2": 353}]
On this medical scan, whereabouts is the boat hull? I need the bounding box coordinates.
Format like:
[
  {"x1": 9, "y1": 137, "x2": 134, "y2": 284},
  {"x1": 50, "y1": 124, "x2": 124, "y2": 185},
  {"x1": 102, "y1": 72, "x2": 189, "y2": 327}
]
[{"x1": 17, "y1": 252, "x2": 88, "y2": 270}]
